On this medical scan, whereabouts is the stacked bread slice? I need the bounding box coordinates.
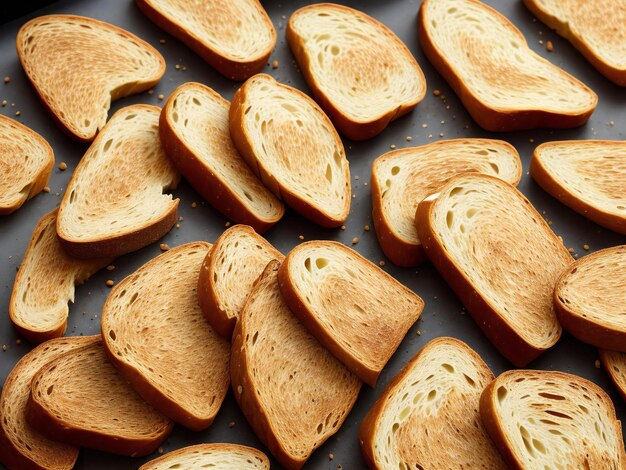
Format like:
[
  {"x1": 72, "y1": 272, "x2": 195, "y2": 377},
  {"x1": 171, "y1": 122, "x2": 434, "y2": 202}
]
[{"x1": 140, "y1": 443, "x2": 270, "y2": 470}]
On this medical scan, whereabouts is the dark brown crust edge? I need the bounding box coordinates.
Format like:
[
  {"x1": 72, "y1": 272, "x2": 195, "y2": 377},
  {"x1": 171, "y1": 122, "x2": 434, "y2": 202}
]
[
  {"x1": 135, "y1": 0, "x2": 275, "y2": 81},
  {"x1": 417, "y1": 1, "x2": 597, "y2": 132},
  {"x1": 599, "y1": 349, "x2": 626, "y2": 403},
  {"x1": 139, "y1": 443, "x2": 270, "y2": 470},
  {"x1": 286, "y1": 4, "x2": 426, "y2": 141}
]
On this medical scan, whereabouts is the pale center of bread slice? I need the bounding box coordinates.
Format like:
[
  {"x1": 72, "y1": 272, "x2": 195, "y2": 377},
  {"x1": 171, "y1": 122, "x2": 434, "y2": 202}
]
[
  {"x1": 289, "y1": 4, "x2": 425, "y2": 121},
  {"x1": 422, "y1": 0, "x2": 595, "y2": 111},
  {"x1": 140, "y1": 444, "x2": 268, "y2": 470}
]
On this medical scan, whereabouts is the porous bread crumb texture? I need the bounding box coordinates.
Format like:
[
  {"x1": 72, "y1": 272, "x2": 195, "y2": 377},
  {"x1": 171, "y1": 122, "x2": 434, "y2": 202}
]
[
  {"x1": 368, "y1": 338, "x2": 506, "y2": 469},
  {"x1": 374, "y1": 139, "x2": 521, "y2": 246},
  {"x1": 143, "y1": 0, "x2": 274, "y2": 61},
  {"x1": 17, "y1": 15, "x2": 164, "y2": 140},
  {"x1": 10, "y1": 210, "x2": 110, "y2": 338},
  {"x1": 289, "y1": 4, "x2": 425, "y2": 122},
  {"x1": 488, "y1": 370, "x2": 625, "y2": 468},
  {"x1": 600, "y1": 350, "x2": 626, "y2": 398},
  {"x1": 428, "y1": 175, "x2": 569, "y2": 349},
  {"x1": 139, "y1": 443, "x2": 269, "y2": 470},
  {"x1": 210, "y1": 225, "x2": 283, "y2": 322},
  {"x1": 31, "y1": 340, "x2": 171, "y2": 439},
  {"x1": 421, "y1": 0, "x2": 596, "y2": 112},
  {"x1": 238, "y1": 74, "x2": 350, "y2": 222},
  {"x1": 284, "y1": 242, "x2": 423, "y2": 372},
  {"x1": 57, "y1": 105, "x2": 179, "y2": 242},
  {"x1": 102, "y1": 242, "x2": 230, "y2": 424},
  {"x1": 0, "y1": 115, "x2": 53, "y2": 213},
  {"x1": 166, "y1": 83, "x2": 282, "y2": 221},
  {"x1": 534, "y1": 141, "x2": 626, "y2": 221},
  {"x1": 556, "y1": 245, "x2": 626, "y2": 330},
  {"x1": 0, "y1": 336, "x2": 95, "y2": 470},
  {"x1": 237, "y1": 262, "x2": 360, "y2": 461}
]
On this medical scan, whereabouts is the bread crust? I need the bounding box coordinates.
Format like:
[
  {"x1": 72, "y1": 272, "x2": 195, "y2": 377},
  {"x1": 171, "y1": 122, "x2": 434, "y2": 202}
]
[
  {"x1": 139, "y1": 443, "x2": 270, "y2": 469},
  {"x1": 135, "y1": 0, "x2": 275, "y2": 81},
  {"x1": 417, "y1": 0, "x2": 597, "y2": 131},
  {"x1": 599, "y1": 349, "x2": 626, "y2": 402},
  {"x1": 530, "y1": 141, "x2": 626, "y2": 235},
  {"x1": 286, "y1": 3, "x2": 426, "y2": 141}
]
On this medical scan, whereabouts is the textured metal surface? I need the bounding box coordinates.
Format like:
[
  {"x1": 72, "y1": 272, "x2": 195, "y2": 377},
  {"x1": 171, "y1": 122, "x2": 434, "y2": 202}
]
[{"x1": 1, "y1": 0, "x2": 625, "y2": 468}]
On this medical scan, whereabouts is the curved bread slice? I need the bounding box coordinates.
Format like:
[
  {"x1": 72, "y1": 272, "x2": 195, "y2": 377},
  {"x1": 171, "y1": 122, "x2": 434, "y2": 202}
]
[
  {"x1": 0, "y1": 336, "x2": 96, "y2": 470},
  {"x1": 372, "y1": 139, "x2": 522, "y2": 267},
  {"x1": 418, "y1": 0, "x2": 597, "y2": 131},
  {"x1": 0, "y1": 115, "x2": 54, "y2": 215},
  {"x1": 10, "y1": 210, "x2": 111, "y2": 344},
  {"x1": 57, "y1": 104, "x2": 180, "y2": 259},
  {"x1": 524, "y1": 0, "x2": 626, "y2": 86},
  {"x1": 287, "y1": 4, "x2": 426, "y2": 141},
  {"x1": 229, "y1": 74, "x2": 350, "y2": 227},
  {"x1": 160, "y1": 82, "x2": 284, "y2": 232},
  {"x1": 278, "y1": 241, "x2": 424, "y2": 386},
  {"x1": 17, "y1": 15, "x2": 165, "y2": 141},
  {"x1": 231, "y1": 261, "x2": 361, "y2": 469},
  {"x1": 554, "y1": 245, "x2": 626, "y2": 351},
  {"x1": 27, "y1": 338, "x2": 173, "y2": 457},
  {"x1": 136, "y1": 0, "x2": 275, "y2": 80},
  {"x1": 360, "y1": 337, "x2": 506, "y2": 469},
  {"x1": 415, "y1": 174, "x2": 572, "y2": 366},
  {"x1": 530, "y1": 140, "x2": 626, "y2": 235},
  {"x1": 102, "y1": 242, "x2": 230, "y2": 431},
  {"x1": 198, "y1": 224, "x2": 283, "y2": 338},
  {"x1": 139, "y1": 443, "x2": 269, "y2": 470},
  {"x1": 599, "y1": 349, "x2": 626, "y2": 402},
  {"x1": 480, "y1": 370, "x2": 626, "y2": 469}
]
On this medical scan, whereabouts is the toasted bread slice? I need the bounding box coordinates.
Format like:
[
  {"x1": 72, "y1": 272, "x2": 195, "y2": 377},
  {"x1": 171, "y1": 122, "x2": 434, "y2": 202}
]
[
  {"x1": 287, "y1": 4, "x2": 426, "y2": 141},
  {"x1": 9, "y1": 210, "x2": 111, "y2": 344},
  {"x1": 57, "y1": 105, "x2": 180, "y2": 259},
  {"x1": 27, "y1": 338, "x2": 173, "y2": 457},
  {"x1": 102, "y1": 242, "x2": 230, "y2": 431},
  {"x1": 278, "y1": 241, "x2": 424, "y2": 386},
  {"x1": 229, "y1": 74, "x2": 350, "y2": 227},
  {"x1": 198, "y1": 224, "x2": 283, "y2": 338},
  {"x1": 554, "y1": 245, "x2": 626, "y2": 351},
  {"x1": 480, "y1": 370, "x2": 626, "y2": 469},
  {"x1": 360, "y1": 337, "x2": 506, "y2": 469},
  {"x1": 139, "y1": 443, "x2": 270, "y2": 470},
  {"x1": 530, "y1": 140, "x2": 626, "y2": 235},
  {"x1": 0, "y1": 336, "x2": 96, "y2": 470},
  {"x1": 372, "y1": 139, "x2": 522, "y2": 267},
  {"x1": 17, "y1": 15, "x2": 165, "y2": 141},
  {"x1": 418, "y1": 0, "x2": 597, "y2": 131},
  {"x1": 416, "y1": 174, "x2": 572, "y2": 366},
  {"x1": 160, "y1": 82, "x2": 284, "y2": 232},
  {"x1": 231, "y1": 261, "x2": 361, "y2": 469},
  {"x1": 524, "y1": 0, "x2": 626, "y2": 86},
  {"x1": 0, "y1": 115, "x2": 54, "y2": 215},
  {"x1": 599, "y1": 349, "x2": 626, "y2": 402}
]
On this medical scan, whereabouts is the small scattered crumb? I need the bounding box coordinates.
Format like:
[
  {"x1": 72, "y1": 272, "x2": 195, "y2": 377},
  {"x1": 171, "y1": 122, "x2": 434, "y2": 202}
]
[
  {"x1": 354, "y1": 175, "x2": 360, "y2": 180},
  {"x1": 106, "y1": 280, "x2": 115, "y2": 287},
  {"x1": 405, "y1": 135, "x2": 413, "y2": 142},
  {"x1": 10, "y1": 103, "x2": 14, "y2": 107},
  {"x1": 16, "y1": 338, "x2": 21, "y2": 345},
  {"x1": 176, "y1": 223, "x2": 180, "y2": 228},
  {"x1": 351, "y1": 237, "x2": 359, "y2": 245},
  {"x1": 59, "y1": 162, "x2": 67, "y2": 171},
  {"x1": 338, "y1": 465, "x2": 342, "y2": 470},
  {"x1": 529, "y1": 138, "x2": 535, "y2": 143},
  {"x1": 609, "y1": 120, "x2": 615, "y2": 127},
  {"x1": 440, "y1": 120, "x2": 445, "y2": 124},
  {"x1": 583, "y1": 244, "x2": 590, "y2": 251},
  {"x1": 428, "y1": 134, "x2": 433, "y2": 138},
  {"x1": 160, "y1": 243, "x2": 170, "y2": 251},
  {"x1": 15, "y1": 111, "x2": 20, "y2": 116},
  {"x1": 421, "y1": 123, "x2": 428, "y2": 128},
  {"x1": 182, "y1": 66, "x2": 187, "y2": 71},
  {"x1": 228, "y1": 421, "x2": 236, "y2": 428},
  {"x1": 329, "y1": 453, "x2": 334, "y2": 461},
  {"x1": 595, "y1": 359, "x2": 601, "y2": 369},
  {"x1": 3, "y1": 76, "x2": 10, "y2": 84},
  {"x1": 390, "y1": 144, "x2": 396, "y2": 149},
  {"x1": 148, "y1": 89, "x2": 154, "y2": 95},
  {"x1": 106, "y1": 265, "x2": 115, "y2": 271},
  {"x1": 225, "y1": 221, "x2": 231, "y2": 227},
  {"x1": 272, "y1": 59, "x2": 279, "y2": 69},
  {"x1": 159, "y1": 39, "x2": 166, "y2": 44},
  {"x1": 237, "y1": 385, "x2": 243, "y2": 394},
  {"x1": 568, "y1": 247, "x2": 575, "y2": 253},
  {"x1": 175, "y1": 64, "x2": 180, "y2": 70},
  {"x1": 546, "y1": 41, "x2": 553, "y2": 52},
  {"x1": 1, "y1": 100, "x2": 6, "y2": 106},
  {"x1": 364, "y1": 182, "x2": 368, "y2": 186},
  {"x1": 2, "y1": 345, "x2": 6, "y2": 352},
  {"x1": 439, "y1": 133, "x2": 444, "y2": 137},
  {"x1": 340, "y1": 225, "x2": 346, "y2": 231},
  {"x1": 298, "y1": 235, "x2": 304, "y2": 240},
  {"x1": 158, "y1": 447, "x2": 164, "y2": 454},
  {"x1": 416, "y1": 330, "x2": 422, "y2": 336},
  {"x1": 178, "y1": 216, "x2": 184, "y2": 221},
  {"x1": 433, "y1": 89, "x2": 441, "y2": 96},
  {"x1": 43, "y1": 186, "x2": 50, "y2": 193},
  {"x1": 364, "y1": 225, "x2": 370, "y2": 232},
  {"x1": 191, "y1": 201, "x2": 198, "y2": 208},
  {"x1": 352, "y1": 194, "x2": 356, "y2": 199},
  {"x1": 379, "y1": 261, "x2": 385, "y2": 266},
  {"x1": 157, "y1": 94, "x2": 164, "y2": 100},
  {"x1": 538, "y1": 39, "x2": 544, "y2": 45}
]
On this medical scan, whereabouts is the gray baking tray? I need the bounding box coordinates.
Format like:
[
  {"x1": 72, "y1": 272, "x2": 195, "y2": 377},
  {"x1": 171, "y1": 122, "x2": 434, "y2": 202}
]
[{"x1": 1, "y1": 0, "x2": 625, "y2": 468}]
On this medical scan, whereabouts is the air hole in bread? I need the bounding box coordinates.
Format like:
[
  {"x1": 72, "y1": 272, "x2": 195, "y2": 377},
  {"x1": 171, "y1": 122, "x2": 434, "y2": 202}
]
[
  {"x1": 538, "y1": 392, "x2": 566, "y2": 400},
  {"x1": 449, "y1": 186, "x2": 464, "y2": 196},
  {"x1": 172, "y1": 112, "x2": 179, "y2": 123},
  {"x1": 446, "y1": 211, "x2": 453, "y2": 228},
  {"x1": 489, "y1": 163, "x2": 500, "y2": 174},
  {"x1": 252, "y1": 331, "x2": 259, "y2": 345},
  {"x1": 427, "y1": 389, "x2": 437, "y2": 401},
  {"x1": 46, "y1": 385, "x2": 54, "y2": 395},
  {"x1": 109, "y1": 329, "x2": 116, "y2": 341},
  {"x1": 441, "y1": 363, "x2": 454, "y2": 373},
  {"x1": 103, "y1": 138, "x2": 113, "y2": 152},
  {"x1": 304, "y1": 257, "x2": 312, "y2": 273},
  {"x1": 391, "y1": 166, "x2": 400, "y2": 176},
  {"x1": 124, "y1": 114, "x2": 137, "y2": 120},
  {"x1": 315, "y1": 258, "x2": 329, "y2": 269},
  {"x1": 325, "y1": 164, "x2": 333, "y2": 183},
  {"x1": 496, "y1": 386, "x2": 508, "y2": 403}
]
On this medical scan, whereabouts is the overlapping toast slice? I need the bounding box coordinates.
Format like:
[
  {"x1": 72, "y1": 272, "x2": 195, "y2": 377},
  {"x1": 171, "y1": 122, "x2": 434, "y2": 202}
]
[
  {"x1": 10, "y1": 209, "x2": 111, "y2": 344},
  {"x1": 231, "y1": 261, "x2": 361, "y2": 469},
  {"x1": 0, "y1": 336, "x2": 96, "y2": 470},
  {"x1": 139, "y1": 443, "x2": 270, "y2": 470},
  {"x1": 17, "y1": 15, "x2": 165, "y2": 141},
  {"x1": 229, "y1": 74, "x2": 350, "y2": 227},
  {"x1": 599, "y1": 349, "x2": 626, "y2": 402},
  {"x1": 102, "y1": 242, "x2": 230, "y2": 431},
  {"x1": 26, "y1": 338, "x2": 173, "y2": 457},
  {"x1": 372, "y1": 139, "x2": 522, "y2": 267},
  {"x1": 57, "y1": 104, "x2": 180, "y2": 259},
  {"x1": 360, "y1": 337, "x2": 506, "y2": 469},
  {"x1": 530, "y1": 140, "x2": 626, "y2": 234},
  {"x1": 0, "y1": 115, "x2": 54, "y2": 215},
  {"x1": 418, "y1": 0, "x2": 597, "y2": 131},
  {"x1": 197, "y1": 224, "x2": 283, "y2": 337},
  {"x1": 554, "y1": 245, "x2": 626, "y2": 351},
  {"x1": 415, "y1": 174, "x2": 572, "y2": 366},
  {"x1": 278, "y1": 241, "x2": 424, "y2": 386},
  {"x1": 160, "y1": 82, "x2": 284, "y2": 232},
  {"x1": 524, "y1": 0, "x2": 626, "y2": 86},
  {"x1": 480, "y1": 370, "x2": 626, "y2": 469},
  {"x1": 287, "y1": 3, "x2": 426, "y2": 140}
]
